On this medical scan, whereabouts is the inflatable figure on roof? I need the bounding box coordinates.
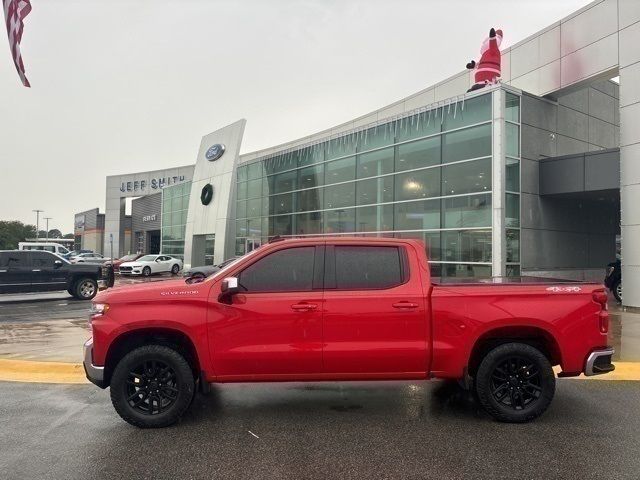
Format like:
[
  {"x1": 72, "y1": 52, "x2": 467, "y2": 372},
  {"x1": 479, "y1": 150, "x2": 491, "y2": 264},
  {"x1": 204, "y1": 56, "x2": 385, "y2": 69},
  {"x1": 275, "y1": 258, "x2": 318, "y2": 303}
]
[{"x1": 466, "y1": 28, "x2": 503, "y2": 92}]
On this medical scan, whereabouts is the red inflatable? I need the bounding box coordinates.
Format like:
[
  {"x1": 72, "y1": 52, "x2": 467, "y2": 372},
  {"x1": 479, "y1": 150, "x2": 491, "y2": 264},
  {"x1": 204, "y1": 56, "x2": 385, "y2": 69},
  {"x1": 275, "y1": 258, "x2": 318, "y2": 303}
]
[{"x1": 466, "y1": 28, "x2": 503, "y2": 92}]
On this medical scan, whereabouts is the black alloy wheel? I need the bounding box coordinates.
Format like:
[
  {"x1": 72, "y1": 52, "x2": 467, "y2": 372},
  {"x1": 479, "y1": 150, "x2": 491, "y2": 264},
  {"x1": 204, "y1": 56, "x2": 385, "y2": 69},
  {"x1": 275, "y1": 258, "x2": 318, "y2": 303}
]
[
  {"x1": 475, "y1": 342, "x2": 555, "y2": 423},
  {"x1": 110, "y1": 345, "x2": 195, "y2": 428},
  {"x1": 171, "y1": 264, "x2": 180, "y2": 275},
  {"x1": 489, "y1": 356, "x2": 542, "y2": 410},
  {"x1": 125, "y1": 360, "x2": 179, "y2": 415},
  {"x1": 142, "y1": 266, "x2": 151, "y2": 277}
]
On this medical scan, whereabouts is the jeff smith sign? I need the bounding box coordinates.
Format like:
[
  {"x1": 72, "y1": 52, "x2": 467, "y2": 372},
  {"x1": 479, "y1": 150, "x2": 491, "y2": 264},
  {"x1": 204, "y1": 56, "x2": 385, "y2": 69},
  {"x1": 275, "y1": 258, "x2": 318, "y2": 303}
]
[{"x1": 119, "y1": 175, "x2": 187, "y2": 193}]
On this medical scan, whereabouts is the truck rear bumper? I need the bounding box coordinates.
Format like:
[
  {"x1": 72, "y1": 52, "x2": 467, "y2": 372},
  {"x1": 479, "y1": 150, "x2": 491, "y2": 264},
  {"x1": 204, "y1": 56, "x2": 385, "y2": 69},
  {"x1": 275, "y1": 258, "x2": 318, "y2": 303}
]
[
  {"x1": 83, "y1": 338, "x2": 106, "y2": 388},
  {"x1": 584, "y1": 348, "x2": 615, "y2": 376}
]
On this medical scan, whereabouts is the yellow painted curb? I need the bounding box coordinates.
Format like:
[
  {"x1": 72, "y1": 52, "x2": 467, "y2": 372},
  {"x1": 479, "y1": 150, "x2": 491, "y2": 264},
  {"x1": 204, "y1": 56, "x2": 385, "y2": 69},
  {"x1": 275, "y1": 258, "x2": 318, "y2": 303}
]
[
  {"x1": 0, "y1": 359, "x2": 88, "y2": 384},
  {"x1": 0, "y1": 358, "x2": 638, "y2": 385}
]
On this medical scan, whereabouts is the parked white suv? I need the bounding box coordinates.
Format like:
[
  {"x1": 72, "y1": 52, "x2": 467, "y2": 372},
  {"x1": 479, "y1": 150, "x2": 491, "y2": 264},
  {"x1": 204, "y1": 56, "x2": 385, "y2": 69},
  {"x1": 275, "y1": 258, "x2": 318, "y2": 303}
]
[{"x1": 18, "y1": 242, "x2": 70, "y2": 257}]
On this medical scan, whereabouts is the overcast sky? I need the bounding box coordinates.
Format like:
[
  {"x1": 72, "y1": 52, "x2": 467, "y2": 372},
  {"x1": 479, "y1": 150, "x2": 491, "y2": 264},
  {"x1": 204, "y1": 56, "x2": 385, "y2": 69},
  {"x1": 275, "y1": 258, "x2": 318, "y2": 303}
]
[{"x1": 0, "y1": 0, "x2": 591, "y2": 233}]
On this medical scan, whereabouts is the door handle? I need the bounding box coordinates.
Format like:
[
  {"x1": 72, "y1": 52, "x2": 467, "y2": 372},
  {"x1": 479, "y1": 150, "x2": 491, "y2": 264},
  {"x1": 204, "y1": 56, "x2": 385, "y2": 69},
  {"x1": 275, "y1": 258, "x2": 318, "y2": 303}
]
[
  {"x1": 392, "y1": 302, "x2": 419, "y2": 309},
  {"x1": 32, "y1": 269, "x2": 41, "y2": 272},
  {"x1": 291, "y1": 303, "x2": 318, "y2": 311}
]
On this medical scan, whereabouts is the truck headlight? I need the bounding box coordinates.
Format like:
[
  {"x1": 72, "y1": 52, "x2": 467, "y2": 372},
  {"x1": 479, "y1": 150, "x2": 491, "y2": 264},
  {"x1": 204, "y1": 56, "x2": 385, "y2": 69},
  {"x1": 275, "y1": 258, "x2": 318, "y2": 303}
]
[{"x1": 90, "y1": 303, "x2": 109, "y2": 317}]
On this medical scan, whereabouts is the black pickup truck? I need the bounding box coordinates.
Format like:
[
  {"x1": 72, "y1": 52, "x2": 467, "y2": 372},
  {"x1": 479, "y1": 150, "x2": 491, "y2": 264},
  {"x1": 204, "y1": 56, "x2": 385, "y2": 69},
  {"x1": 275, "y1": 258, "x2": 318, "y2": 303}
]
[{"x1": 0, "y1": 250, "x2": 112, "y2": 300}]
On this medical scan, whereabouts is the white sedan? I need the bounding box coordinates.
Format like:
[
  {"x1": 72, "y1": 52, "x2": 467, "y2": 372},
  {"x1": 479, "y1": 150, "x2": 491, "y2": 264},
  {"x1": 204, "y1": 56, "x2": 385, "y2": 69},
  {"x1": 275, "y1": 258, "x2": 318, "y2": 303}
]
[{"x1": 118, "y1": 254, "x2": 183, "y2": 276}]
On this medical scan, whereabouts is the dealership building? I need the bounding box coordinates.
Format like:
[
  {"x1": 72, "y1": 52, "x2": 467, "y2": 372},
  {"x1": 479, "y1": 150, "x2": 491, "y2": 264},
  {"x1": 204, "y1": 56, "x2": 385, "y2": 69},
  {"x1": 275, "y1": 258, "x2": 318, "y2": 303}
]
[{"x1": 76, "y1": 0, "x2": 640, "y2": 306}]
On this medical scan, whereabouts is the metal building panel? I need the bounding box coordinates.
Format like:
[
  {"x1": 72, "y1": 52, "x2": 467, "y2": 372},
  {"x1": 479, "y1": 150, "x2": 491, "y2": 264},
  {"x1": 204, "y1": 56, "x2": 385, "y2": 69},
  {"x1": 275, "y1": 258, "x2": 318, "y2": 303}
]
[{"x1": 560, "y1": 0, "x2": 618, "y2": 57}]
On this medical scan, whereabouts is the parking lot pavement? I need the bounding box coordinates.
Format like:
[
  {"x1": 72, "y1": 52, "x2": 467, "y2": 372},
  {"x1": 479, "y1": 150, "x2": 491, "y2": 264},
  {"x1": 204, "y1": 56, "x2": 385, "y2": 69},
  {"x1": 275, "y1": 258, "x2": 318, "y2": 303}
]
[
  {"x1": 0, "y1": 273, "x2": 179, "y2": 324},
  {"x1": 0, "y1": 379, "x2": 639, "y2": 479}
]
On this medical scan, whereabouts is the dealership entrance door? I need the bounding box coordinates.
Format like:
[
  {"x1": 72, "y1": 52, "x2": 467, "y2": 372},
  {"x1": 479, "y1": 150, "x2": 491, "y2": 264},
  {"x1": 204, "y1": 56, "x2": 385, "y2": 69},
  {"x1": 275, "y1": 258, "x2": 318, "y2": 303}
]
[
  {"x1": 191, "y1": 234, "x2": 215, "y2": 267},
  {"x1": 148, "y1": 231, "x2": 161, "y2": 254}
]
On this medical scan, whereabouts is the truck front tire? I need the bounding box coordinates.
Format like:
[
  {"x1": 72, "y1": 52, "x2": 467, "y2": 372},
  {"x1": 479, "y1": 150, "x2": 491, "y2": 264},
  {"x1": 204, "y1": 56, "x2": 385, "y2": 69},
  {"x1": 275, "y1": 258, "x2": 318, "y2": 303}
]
[
  {"x1": 72, "y1": 278, "x2": 98, "y2": 300},
  {"x1": 110, "y1": 345, "x2": 195, "y2": 428},
  {"x1": 475, "y1": 342, "x2": 555, "y2": 423}
]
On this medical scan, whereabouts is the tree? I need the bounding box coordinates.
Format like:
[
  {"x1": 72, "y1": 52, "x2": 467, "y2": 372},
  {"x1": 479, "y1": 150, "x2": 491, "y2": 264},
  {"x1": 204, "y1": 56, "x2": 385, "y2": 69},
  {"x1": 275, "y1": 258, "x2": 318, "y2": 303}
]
[
  {"x1": 63, "y1": 233, "x2": 74, "y2": 239},
  {"x1": 47, "y1": 229, "x2": 62, "y2": 239},
  {"x1": 0, "y1": 221, "x2": 36, "y2": 250}
]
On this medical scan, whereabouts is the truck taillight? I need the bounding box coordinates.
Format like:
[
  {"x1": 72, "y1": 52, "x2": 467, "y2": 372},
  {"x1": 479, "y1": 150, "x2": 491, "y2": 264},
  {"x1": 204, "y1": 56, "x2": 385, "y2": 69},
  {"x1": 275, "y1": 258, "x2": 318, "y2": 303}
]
[
  {"x1": 593, "y1": 289, "x2": 609, "y2": 333},
  {"x1": 592, "y1": 290, "x2": 608, "y2": 311},
  {"x1": 599, "y1": 311, "x2": 610, "y2": 334}
]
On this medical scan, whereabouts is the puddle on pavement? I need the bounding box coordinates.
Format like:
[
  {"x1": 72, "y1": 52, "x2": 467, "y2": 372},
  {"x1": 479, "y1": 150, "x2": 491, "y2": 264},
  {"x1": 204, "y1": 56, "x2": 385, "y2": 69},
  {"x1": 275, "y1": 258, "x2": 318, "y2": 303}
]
[{"x1": 0, "y1": 320, "x2": 89, "y2": 363}]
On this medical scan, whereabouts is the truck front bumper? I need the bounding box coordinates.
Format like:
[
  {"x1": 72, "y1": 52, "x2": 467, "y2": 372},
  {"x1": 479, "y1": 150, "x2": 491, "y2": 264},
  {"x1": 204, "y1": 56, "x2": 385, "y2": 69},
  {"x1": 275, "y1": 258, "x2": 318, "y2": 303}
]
[
  {"x1": 83, "y1": 338, "x2": 106, "y2": 388},
  {"x1": 584, "y1": 348, "x2": 615, "y2": 376}
]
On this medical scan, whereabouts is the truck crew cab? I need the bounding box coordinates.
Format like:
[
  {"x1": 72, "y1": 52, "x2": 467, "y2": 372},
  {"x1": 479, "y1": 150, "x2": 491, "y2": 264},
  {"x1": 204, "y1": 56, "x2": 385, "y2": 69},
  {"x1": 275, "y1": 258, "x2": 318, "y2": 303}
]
[
  {"x1": 0, "y1": 250, "x2": 110, "y2": 300},
  {"x1": 84, "y1": 237, "x2": 614, "y2": 428}
]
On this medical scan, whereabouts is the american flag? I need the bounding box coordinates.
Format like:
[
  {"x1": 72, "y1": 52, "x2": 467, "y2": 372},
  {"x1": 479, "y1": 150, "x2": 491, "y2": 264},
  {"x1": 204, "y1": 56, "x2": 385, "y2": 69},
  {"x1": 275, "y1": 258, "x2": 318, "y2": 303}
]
[{"x1": 3, "y1": 0, "x2": 31, "y2": 87}]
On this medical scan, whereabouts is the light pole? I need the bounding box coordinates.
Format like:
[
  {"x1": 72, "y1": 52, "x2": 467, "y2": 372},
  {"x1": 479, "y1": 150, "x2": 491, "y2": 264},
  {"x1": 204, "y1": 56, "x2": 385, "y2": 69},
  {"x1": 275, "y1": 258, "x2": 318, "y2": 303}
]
[
  {"x1": 44, "y1": 217, "x2": 52, "y2": 241},
  {"x1": 32, "y1": 209, "x2": 43, "y2": 240}
]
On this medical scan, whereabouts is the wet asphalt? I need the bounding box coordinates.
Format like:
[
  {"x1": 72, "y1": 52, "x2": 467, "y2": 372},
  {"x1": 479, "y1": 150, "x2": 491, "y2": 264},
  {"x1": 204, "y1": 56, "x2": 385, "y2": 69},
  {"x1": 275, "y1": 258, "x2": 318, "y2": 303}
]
[
  {"x1": 0, "y1": 274, "x2": 176, "y2": 324},
  {"x1": 1, "y1": 379, "x2": 639, "y2": 479}
]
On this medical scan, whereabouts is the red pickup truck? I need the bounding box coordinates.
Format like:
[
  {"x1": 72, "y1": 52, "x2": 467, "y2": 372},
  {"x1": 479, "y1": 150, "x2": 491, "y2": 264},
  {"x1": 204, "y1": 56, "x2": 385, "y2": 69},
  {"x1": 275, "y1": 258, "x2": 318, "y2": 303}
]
[{"x1": 84, "y1": 237, "x2": 614, "y2": 428}]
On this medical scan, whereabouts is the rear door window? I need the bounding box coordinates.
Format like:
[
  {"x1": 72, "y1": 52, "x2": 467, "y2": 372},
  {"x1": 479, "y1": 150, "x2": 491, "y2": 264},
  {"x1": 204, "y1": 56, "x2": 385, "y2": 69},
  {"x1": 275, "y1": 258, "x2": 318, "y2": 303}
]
[
  {"x1": 0, "y1": 252, "x2": 28, "y2": 268},
  {"x1": 238, "y1": 247, "x2": 315, "y2": 293},
  {"x1": 31, "y1": 252, "x2": 56, "y2": 268},
  {"x1": 332, "y1": 246, "x2": 405, "y2": 290}
]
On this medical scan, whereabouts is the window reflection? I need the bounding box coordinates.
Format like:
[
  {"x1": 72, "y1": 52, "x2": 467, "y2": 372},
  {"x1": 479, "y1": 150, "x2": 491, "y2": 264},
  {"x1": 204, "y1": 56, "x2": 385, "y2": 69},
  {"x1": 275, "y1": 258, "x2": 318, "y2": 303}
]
[
  {"x1": 394, "y1": 199, "x2": 440, "y2": 230},
  {"x1": 357, "y1": 176, "x2": 393, "y2": 205},
  {"x1": 443, "y1": 194, "x2": 491, "y2": 228},
  {"x1": 296, "y1": 188, "x2": 323, "y2": 212},
  {"x1": 442, "y1": 229, "x2": 491, "y2": 262},
  {"x1": 325, "y1": 157, "x2": 356, "y2": 185},
  {"x1": 443, "y1": 124, "x2": 491, "y2": 163},
  {"x1": 324, "y1": 183, "x2": 355, "y2": 209},
  {"x1": 324, "y1": 208, "x2": 355, "y2": 233},
  {"x1": 442, "y1": 158, "x2": 491, "y2": 196},
  {"x1": 396, "y1": 136, "x2": 440, "y2": 172},
  {"x1": 395, "y1": 169, "x2": 441, "y2": 201},
  {"x1": 356, "y1": 205, "x2": 393, "y2": 232},
  {"x1": 357, "y1": 147, "x2": 394, "y2": 179}
]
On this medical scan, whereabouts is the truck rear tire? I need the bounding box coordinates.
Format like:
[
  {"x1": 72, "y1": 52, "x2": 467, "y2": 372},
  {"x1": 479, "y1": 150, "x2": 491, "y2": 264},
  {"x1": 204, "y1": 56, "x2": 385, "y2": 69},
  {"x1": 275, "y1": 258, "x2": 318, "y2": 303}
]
[
  {"x1": 72, "y1": 278, "x2": 98, "y2": 300},
  {"x1": 110, "y1": 345, "x2": 195, "y2": 428},
  {"x1": 475, "y1": 342, "x2": 555, "y2": 423}
]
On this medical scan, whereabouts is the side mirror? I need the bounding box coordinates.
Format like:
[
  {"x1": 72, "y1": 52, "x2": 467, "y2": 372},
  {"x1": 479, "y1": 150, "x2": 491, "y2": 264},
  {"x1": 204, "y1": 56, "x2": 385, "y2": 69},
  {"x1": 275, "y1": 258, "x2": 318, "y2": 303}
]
[
  {"x1": 54, "y1": 260, "x2": 63, "y2": 269},
  {"x1": 218, "y1": 277, "x2": 240, "y2": 304}
]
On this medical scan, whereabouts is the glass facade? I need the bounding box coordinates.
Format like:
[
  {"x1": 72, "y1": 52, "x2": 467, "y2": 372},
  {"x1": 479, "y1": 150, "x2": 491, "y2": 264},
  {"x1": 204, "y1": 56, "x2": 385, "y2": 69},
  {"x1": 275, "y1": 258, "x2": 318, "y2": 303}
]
[
  {"x1": 505, "y1": 92, "x2": 521, "y2": 275},
  {"x1": 234, "y1": 91, "x2": 512, "y2": 277},
  {"x1": 160, "y1": 181, "x2": 191, "y2": 259}
]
